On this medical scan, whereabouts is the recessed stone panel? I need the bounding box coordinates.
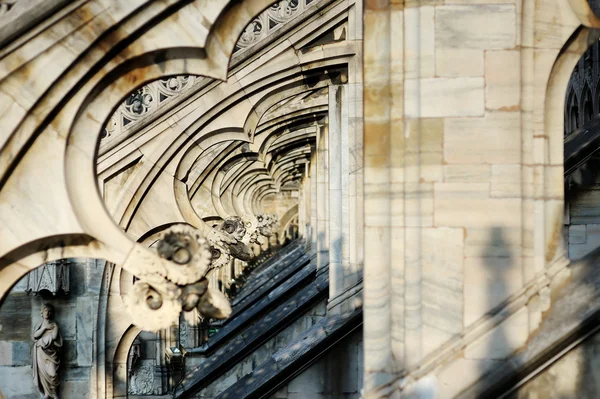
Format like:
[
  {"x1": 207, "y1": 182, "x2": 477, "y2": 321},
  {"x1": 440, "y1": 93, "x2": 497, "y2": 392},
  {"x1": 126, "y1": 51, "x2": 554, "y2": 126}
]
[{"x1": 76, "y1": 297, "x2": 94, "y2": 367}]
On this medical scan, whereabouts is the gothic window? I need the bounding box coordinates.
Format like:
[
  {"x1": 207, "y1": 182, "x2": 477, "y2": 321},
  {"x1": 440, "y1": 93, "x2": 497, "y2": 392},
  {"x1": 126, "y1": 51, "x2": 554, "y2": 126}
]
[
  {"x1": 566, "y1": 89, "x2": 579, "y2": 135},
  {"x1": 582, "y1": 85, "x2": 594, "y2": 124}
]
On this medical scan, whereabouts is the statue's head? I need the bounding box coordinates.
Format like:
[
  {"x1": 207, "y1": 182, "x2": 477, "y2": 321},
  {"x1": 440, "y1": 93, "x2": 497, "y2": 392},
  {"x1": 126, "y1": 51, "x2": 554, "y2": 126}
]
[{"x1": 41, "y1": 303, "x2": 55, "y2": 320}]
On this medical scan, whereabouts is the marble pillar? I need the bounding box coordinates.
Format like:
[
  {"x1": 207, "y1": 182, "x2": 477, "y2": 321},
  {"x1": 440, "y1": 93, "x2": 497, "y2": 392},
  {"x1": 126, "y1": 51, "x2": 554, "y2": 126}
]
[
  {"x1": 329, "y1": 84, "x2": 348, "y2": 300},
  {"x1": 316, "y1": 121, "x2": 330, "y2": 270},
  {"x1": 310, "y1": 149, "x2": 318, "y2": 256}
]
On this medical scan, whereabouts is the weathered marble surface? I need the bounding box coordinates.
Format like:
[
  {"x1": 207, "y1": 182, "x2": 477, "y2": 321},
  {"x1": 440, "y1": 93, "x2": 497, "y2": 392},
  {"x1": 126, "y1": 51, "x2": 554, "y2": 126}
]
[
  {"x1": 216, "y1": 307, "x2": 362, "y2": 399},
  {"x1": 0, "y1": 0, "x2": 596, "y2": 397},
  {"x1": 175, "y1": 268, "x2": 329, "y2": 398}
]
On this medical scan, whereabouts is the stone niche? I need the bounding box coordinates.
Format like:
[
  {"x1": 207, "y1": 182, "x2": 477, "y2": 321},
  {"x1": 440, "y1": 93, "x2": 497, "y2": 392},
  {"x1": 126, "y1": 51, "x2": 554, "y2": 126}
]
[{"x1": 0, "y1": 258, "x2": 106, "y2": 399}]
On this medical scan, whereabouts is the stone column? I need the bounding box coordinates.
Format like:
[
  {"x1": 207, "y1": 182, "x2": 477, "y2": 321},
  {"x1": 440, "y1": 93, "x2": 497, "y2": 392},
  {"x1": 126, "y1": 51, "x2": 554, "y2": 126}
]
[
  {"x1": 310, "y1": 150, "x2": 318, "y2": 256},
  {"x1": 346, "y1": 3, "x2": 365, "y2": 292},
  {"x1": 304, "y1": 167, "x2": 312, "y2": 251},
  {"x1": 328, "y1": 84, "x2": 349, "y2": 300},
  {"x1": 298, "y1": 174, "x2": 306, "y2": 239},
  {"x1": 316, "y1": 120, "x2": 330, "y2": 270},
  {"x1": 363, "y1": 1, "x2": 396, "y2": 394}
]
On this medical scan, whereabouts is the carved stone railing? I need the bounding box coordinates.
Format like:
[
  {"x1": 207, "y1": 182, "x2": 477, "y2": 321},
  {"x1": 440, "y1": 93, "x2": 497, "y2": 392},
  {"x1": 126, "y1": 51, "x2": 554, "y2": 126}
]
[
  {"x1": 100, "y1": 0, "x2": 320, "y2": 151},
  {"x1": 102, "y1": 76, "x2": 197, "y2": 140},
  {"x1": 233, "y1": 0, "x2": 312, "y2": 54}
]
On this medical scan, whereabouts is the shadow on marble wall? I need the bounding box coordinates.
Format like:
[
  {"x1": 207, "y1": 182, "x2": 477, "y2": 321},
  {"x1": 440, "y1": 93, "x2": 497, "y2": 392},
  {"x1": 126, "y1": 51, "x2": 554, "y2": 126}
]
[
  {"x1": 474, "y1": 226, "x2": 516, "y2": 399},
  {"x1": 574, "y1": 330, "x2": 600, "y2": 398}
]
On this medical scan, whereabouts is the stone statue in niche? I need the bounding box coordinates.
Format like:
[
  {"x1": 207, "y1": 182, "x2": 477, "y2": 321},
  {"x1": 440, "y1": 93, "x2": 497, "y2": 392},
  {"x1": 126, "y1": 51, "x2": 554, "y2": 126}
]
[{"x1": 32, "y1": 303, "x2": 62, "y2": 399}]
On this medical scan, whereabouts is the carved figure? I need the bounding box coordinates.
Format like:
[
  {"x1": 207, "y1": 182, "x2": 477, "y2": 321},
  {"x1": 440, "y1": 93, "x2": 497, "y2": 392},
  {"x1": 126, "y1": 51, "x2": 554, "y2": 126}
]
[{"x1": 32, "y1": 303, "x2": 62, "y2": 399}]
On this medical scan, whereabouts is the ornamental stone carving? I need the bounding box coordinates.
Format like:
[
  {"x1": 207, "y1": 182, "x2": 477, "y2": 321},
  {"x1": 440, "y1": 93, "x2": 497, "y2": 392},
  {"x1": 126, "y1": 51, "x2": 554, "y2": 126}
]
[
  {"x1": 128, "y1": 363, "x2": 155, "y2": 396},
  {"x1": 101, "y1": 0, "x2": 320, "y2": 145},
  {"x1": 32, "y1": 303, "x2": 62, "y2": 399},
  {"x1": 233, "y1": 0, "x2": 306, "y2": 53},
  {"x1": 101, "y1": 75, "x2": 196, "y2": 143},
  {"x1": 257, "y1": 213, "x2": 279, "y2": 237},
  {"x1": 155, "y1": 225, "x2": 212, "y2": 285},
  {"x1": 218, "y1": 217, "x2": 254, "y2": 261},
  {"x1": 123, "y1": 225, "x2": 231, "y2": 332},
  {"x1": 26, "y1": 260, "x2": 70, "y2": 296},
  {"x1": 204, "y1": 217, "x2": 255, "y2": 269}
]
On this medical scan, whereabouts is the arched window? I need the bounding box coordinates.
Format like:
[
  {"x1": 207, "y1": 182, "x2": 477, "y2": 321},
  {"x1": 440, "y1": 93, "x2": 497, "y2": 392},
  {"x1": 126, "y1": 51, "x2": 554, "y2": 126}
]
[
  {"x1": 566, "y1": 89, "x2": 579, "y2": 135},
  {"x1": 582, "y1": 85, "x2": 593, "y2": 124}
]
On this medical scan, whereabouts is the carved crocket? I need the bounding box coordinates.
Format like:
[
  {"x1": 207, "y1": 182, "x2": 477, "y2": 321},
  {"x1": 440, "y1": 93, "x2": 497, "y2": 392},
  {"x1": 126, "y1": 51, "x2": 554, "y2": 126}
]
[{"x1": 123, "y1": 225, "x2": 232, "y2": 331}]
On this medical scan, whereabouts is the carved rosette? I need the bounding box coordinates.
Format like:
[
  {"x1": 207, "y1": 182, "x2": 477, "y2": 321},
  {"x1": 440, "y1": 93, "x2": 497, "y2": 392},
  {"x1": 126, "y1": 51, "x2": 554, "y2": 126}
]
[
  {"x1": 122, "y1": 225, "x2": 231, "y2": 332},
  {"x1": 218, "y1": 216, "x2": 254, "y2": 261},
  {"x1": 257, "y1": 213, "x2": 279, "y2": 237},
  {"x1": 236, "y1": 16, "x2": 265, "y2": 49},
  {"x1": 124, "y1": 282, "x2": 183, "y2": 330},
  {"x1": 267, "y1": 0, "x2": 300, "y2": 24},
  {"x1": 156, "y1": 224, "x2": 211, "y2": 285}
]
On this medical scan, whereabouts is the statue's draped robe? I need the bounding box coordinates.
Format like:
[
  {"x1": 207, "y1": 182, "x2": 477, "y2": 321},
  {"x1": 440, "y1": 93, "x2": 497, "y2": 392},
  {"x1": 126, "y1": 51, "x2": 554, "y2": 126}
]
[{"x1": 32, "y1": 321, "x2": 62, "y2": 398}]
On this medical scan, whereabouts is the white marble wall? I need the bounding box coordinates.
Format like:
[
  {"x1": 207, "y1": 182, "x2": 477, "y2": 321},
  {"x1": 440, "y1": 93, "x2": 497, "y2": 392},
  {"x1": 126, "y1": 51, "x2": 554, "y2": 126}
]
[{"x1": 362, "y1": 0, "x2": 584, "y2": 396}]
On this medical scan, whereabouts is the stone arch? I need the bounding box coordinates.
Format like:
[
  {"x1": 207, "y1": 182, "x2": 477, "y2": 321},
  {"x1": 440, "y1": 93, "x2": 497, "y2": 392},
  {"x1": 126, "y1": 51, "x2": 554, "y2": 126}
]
[
  {"x1": 0, "y1": 0, "x2": 279, "y2": 302},
  {"x1": 546, "y1": 29, "x2": 595, "y2": 267}
]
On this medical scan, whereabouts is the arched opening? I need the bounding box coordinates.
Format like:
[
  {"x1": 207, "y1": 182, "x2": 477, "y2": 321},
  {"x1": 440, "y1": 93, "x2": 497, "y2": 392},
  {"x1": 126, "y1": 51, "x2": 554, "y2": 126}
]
[
  {"x1": 566, "y1": 88, "x2": 580, "y2": 135},
  {"x1": 90, "y1": 0, "x2": 363, "y2": 397},
  {"x1": 0, "y1": 0, "x2": 363, "y2": 397},
  {"x1": 583, "y1": 84, "x2": 594, "y2": 123},
  {"x1": 564, "y1": 36, "x2": 600, "y2": 261},
  {"x1": 0, "y1": 258, "x2": 107, "y2": 398}
]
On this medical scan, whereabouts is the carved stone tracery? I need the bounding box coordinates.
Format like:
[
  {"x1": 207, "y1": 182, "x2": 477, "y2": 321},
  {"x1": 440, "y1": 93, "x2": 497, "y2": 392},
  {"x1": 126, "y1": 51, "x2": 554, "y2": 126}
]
[
  {"x1": 100, "y1": 0, "x2": 320, "y2": 144},
  {"x1": 26, "y1": 260, "x2": 70, "y2": 296}
]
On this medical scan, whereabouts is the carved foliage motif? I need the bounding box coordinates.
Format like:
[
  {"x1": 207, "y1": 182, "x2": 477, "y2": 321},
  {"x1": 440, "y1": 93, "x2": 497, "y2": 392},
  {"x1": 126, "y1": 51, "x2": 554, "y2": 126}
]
[
  {"x1": 101, "y1": 0, "x2": 319, "y2": 143},
  {"x1": 123, "y1": 225, "x2": 231, "y2": 331},
  {"x1": 257, "y1": 213, "x2": 279, "y2": 237},
  {"x1": 128, "y1": 363, "x2": 155, "y2": 395},
  {"x1": 102, "y1": 75, "x2": 195, "y2": 140},
  {"x1": 234, "y1": 0, "x2": 305, "y2": 53}
]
